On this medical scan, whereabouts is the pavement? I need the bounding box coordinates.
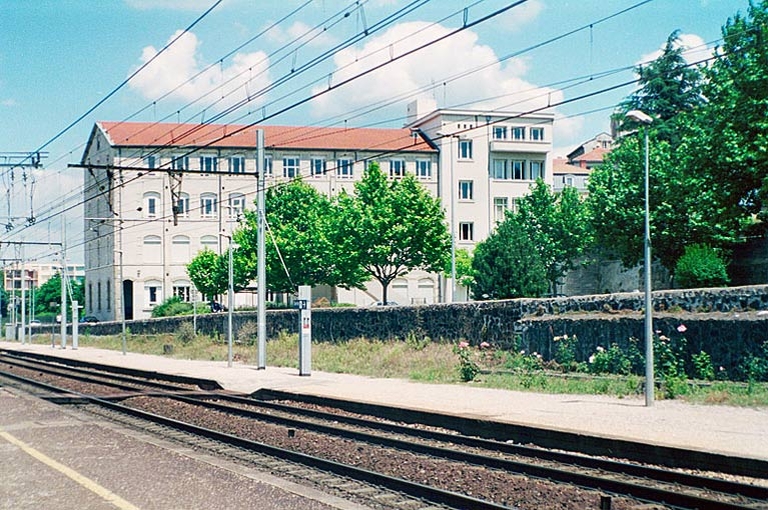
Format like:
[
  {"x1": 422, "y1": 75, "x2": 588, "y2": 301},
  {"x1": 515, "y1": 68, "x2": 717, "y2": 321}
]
[{"x1": 2, "y1": 340, "x2": 767, "y2": 462}]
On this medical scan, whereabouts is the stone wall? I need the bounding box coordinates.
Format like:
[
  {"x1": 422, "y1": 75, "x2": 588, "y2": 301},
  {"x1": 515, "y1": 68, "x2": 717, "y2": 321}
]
[{"x1": 76, "y1": 285, "x2": 768, "y2": 373}]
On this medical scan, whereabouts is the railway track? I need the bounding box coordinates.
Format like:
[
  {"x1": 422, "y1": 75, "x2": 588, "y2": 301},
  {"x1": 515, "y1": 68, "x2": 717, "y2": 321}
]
[{"x1": 2, "y1": 351, "x2": 767, "y2": 510}]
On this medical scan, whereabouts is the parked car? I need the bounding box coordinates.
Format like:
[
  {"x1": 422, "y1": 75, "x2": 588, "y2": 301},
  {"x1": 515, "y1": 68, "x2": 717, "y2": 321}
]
[
  {"x1": 29, "y1": 319, "x2": 42, "y2": 326},
  {"x1": 372, "y1": 301, "x2": 399, "y2": 307},
  {"x1": 80, "y1": 316, "x2": 99, "y2": 324}
]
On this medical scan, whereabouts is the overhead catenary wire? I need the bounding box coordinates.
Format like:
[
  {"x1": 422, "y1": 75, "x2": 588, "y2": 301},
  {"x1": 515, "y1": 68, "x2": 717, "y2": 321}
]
[{"x1": 8, "y1": 0, "x2": 743, "y2": 264}]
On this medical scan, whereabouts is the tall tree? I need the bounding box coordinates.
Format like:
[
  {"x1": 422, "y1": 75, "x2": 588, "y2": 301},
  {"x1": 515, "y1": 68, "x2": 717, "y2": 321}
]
[
  {"x1": 235, "y1": 178, "x2": 367, "y2": 294},
  {"x1": 34, "y1": 273, "x2": 85, "y2": 316},
  {"x1": 334, "y1": 163, "x2": 450, "y2": 303},
  {"x1": 696, "y1": 1, "x2": 768, "y2": 224},
  {"x1": 186, "y1": 248, "x2": 225, "y2": 301},
  {"x1": 612, "y1": 30, "x2": 704, "y2": 146},
  {"x1": 587, "y1": 23, "x2": 748, "y2": 273},
  {"x1": 516, "y1": 180, "x2": 591, "y2": 293},
  {"x1": 471, "y1": 214, "x2": 547, "y2": 299}
]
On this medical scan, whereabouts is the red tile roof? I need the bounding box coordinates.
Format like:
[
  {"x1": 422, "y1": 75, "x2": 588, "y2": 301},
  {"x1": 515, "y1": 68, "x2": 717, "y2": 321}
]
[
  {"x1": 552, "y1": 157, "x2": 590, "y2": 175},
  {"x1": 571, "y1": 147, "x2": 609, "y2": 163},
  {"x1": 97, "y1": 121, "x2": 435, "y2": 153}
]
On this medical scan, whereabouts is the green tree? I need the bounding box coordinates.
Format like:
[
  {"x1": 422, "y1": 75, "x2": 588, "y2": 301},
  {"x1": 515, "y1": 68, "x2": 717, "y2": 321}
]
[
  {"x1": 587, "y1": 19, "x2": 752, "y2": 273},
  {"x1": 613, "y1": 30, "x2": 704, "y2": 146},
  {"x1": 695, "y1": 1, "x2": 768, "y2": 224},
  {"x1": 34, "y1": 273, "x2": 85, "y2": 317},
  {"x1": 516, "y1": 180, "x2": 591, "y2": 293},
  {"x1": 236, "y1": 178, "x2": 367, "y2": 294},
  {"x1": 0, "y1": 276, "x2": 7, "y2": 320},
  {"x1": 444, "y1": 247, "x2": 475, "y2": 288},
  {"x1": 334, "y1": 163, "x2": 450, "y2": 303},
  {"x1": 186, "y1": 248, "x2": 225, "y2": 300},
  {"x1": 471, "y1": 214, "x2": 547, "y2": 299}
]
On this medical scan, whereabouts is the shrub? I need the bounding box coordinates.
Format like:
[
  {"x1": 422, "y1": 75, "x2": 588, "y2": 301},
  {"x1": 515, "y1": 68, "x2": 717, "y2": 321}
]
[
  {"x1": 692, "y1": 351, "x2": 715, "y2": 381},
  {"x1": 175, "y1": 322, "x2": 195, "y2": 344},
  {"x1": 454, "y1": 342, "x2": 480, "y2": 382},
  {"x1": 553, "y1": 334, "x2": 578, "y2": 372},
  {"x1": 237, "y1": 321, "x2": 258, "y2": 345},
  {"x1": 674, "y1": 244, "x2": 729, "y2": 289},
  {"x1": 588, "y1": 344, "x2": 631, "y2": 375},
  {"x1": 151, "y1": 296, "x2": 193, "y2": 318}
]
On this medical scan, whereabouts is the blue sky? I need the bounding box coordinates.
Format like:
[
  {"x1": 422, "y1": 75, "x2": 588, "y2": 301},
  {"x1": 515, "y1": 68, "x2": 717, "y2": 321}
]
[{"x1": 0, "y1": 0, "x2": 753, "y2": 263}]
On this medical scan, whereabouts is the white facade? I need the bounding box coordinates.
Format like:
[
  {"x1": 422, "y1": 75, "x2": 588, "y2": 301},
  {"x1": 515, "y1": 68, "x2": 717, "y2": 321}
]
[
  {"x1": 408, "y1": 107, "x2": 554, "y2": 300},
  {"x1": 82, "y1": 108, "x2": 554, "y2": 320}
]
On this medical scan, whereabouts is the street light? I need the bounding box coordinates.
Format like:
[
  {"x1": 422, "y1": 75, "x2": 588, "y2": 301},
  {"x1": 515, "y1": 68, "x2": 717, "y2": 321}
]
[
  {"x1": 436, "y1": 131, "x2": 460, "y2": 302},
  {"x1": 626, "y1": 109, "x2": 654, "y2": 406}
]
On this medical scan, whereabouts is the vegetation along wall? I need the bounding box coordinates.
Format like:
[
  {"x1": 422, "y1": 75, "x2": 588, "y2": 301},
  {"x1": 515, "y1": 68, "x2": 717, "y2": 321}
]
[{"x1": 78, "y1": 285, "x2": 768, "y2": 375}]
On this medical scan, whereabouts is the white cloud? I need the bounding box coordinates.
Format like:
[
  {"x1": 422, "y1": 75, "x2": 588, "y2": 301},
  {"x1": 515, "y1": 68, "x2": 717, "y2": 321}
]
[
  {"x1": 266, "y1": 21, "x2": 338, "y2": 48},
  {"x1": 637, "y1": 33, "x2": 713, "y2": 67},
  {"x1": 310, "y1": 21, "x2": 563, "y2": 120},
  {"x1": 497, "y1": 0, "x2": 544, "y2": 31},
  {"x1": 552, "y1": 114, "x2": 585, "y2": 155},
  {"x1": 128, "y1": 30, "x2": 272, "y2": 112}
]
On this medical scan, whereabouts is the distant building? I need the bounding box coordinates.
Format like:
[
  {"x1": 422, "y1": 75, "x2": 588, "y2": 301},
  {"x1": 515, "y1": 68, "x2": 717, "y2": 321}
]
[
  {"x1": 81, "y1": 106, "x2": 554, "y2": 319},
  {"x1": 552, "y1": 157, "x2": 591, "y2": 194},
  {"x1": 2, "y1": 263, "x2": 84, "y2": 292}
]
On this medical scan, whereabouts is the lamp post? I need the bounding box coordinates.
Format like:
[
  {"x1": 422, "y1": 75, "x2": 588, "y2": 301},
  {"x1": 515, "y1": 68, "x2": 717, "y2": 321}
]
[
  {"x1": 626, "y1": 109, "x2": 654, "y2": 407},
  {"x1": 436, "y1": 131, "x2": 459, "y2": 303}
]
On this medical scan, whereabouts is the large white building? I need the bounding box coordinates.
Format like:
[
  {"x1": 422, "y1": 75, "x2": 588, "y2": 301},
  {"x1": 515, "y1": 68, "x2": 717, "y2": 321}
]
[{"x1": 81, "y1": 106, "x2": 553, "y2": 320}]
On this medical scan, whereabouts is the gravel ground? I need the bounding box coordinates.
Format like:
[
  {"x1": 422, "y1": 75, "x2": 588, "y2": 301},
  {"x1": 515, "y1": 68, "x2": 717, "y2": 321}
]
[{"x1": 125, "y1": 396, "x2": 644, "y2": 510}]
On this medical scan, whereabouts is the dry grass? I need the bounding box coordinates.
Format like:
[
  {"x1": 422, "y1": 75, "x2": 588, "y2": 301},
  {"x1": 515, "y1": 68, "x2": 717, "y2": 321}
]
[{"x1": 30, "y1": 330, "x2": 768, "y2": 406}]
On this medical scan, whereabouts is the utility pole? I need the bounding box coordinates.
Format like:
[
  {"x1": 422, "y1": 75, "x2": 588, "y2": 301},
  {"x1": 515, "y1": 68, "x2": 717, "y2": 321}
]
[{"x1": 256, "y1": 129, "x2": 266, "y2": 369}]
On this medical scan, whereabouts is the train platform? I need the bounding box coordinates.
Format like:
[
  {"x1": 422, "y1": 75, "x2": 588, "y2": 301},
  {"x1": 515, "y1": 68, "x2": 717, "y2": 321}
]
[{"x1": 2, "y1": 340, "x2": 767, "y2": 463}]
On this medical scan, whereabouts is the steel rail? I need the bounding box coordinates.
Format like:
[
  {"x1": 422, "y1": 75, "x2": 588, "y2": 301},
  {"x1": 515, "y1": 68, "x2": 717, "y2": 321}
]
[
  {"x1": 0, "y1": 368, "x2": 511, "y2": 510},
  {"x1": 166, "y1": 394, "x2": 765, "y2": 510},
  {"x1": 180, "y1": 392, "x2": 768, "y2": 502}
]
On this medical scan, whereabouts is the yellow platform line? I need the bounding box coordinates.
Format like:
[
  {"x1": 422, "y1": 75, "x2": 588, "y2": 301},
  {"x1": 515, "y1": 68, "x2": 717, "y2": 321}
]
[{"x1": 0, "y1": 430, "x2": 139, "y2": 510}]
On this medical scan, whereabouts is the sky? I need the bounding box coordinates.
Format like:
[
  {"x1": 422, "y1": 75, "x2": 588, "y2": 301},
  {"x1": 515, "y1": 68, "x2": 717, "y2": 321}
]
[{"x1": 0, "y1": 0, "x2": 754, "y2": 264}]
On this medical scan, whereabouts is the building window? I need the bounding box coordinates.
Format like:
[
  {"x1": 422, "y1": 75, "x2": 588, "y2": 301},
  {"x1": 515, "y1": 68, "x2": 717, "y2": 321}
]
[
  {"x1": 97, "y1": 282, "x2": 101, "y2": 311},
  {"x1": 145, "y1": 155, "x2": 156, "y2": 169},
  {"x1": 530, "y1": 127, "x2": 544, "y2": 141},
  {"x1": 283, "y1": 157, "x2": 300, "y2": 178},
  {"x1": 175, "y1": 192, "x2": 190, "y2": 218},
  {"x1": 458, "y1": 140, "x2": 473, "y2": 160},
  {"x1": 512, "y1": 160, "x2": 525, "y2": 180},
  {"x1": 310, "y1": 158, "x2": 326, "y2": 177},
  {"x1": 263, "y1": 155, "x2": 273, "y2": 176},
  {"x1": 200, "y1": 155, "x2": 218, "y2": 173},
  {"x1": 458, "y1": 180, "x2": 473, "y2": 201},
  {"x1": 494, "y1": 197, "x2": 508, "y2": 223},
  {"x1": 172, "y1": 235, "x2": 191, "y2": 264},
  {"x1": 106, "y1": 280, "x2": 111, "y2": 311},
  {"x1": 145, "y1": 280, "x2": 162, "y2": 307},
  {"x1": 88, "y1": 283, "x2": 93, "y2": 311},
  {"x1": 565, "y1": 175, "x2": 574, "y2": 187},
  {"x1": 337, "y1": 158, "x2": 353, "y2": 179},
  {"x1": 493, "y1": 126, "x2": 507, "y2": 140},
  {"x1": 415, "y1": 159, "x2": 431, "y2": 180},
  {"x1": 389, "y1": 159, "x2": 406, "y2": 178},
  {"x1": 143, "y1": 235, "x2": 162, "y2": 245},
  {"x1": 173, "y1": 282, "x2": 192, "y2": 302},
  {"x1": 492, "y1": 159, "x2": 508, "y2": 180},
  {"x1": 229, "y1": 193, "x2": 246, "y2": 218},
  {"x1": 201, "y1": 235, "x2": 218, "y2": 249},
  {"x1": 229, "y1": 156, "x2": 245, "y2": 174},
  {"x1": 530, "y1": 161, "x2": 544, "y2": 180},
  {"x1": 143, "y1": 192, "x2": 160, "y2": 218},
  {"x1": 511, "y1": 127, "x2": 525, "y2": 140},
  {"x1": 200, "y1": 193, "x2": 217, "y2": 218},
  {"x1": 458, "y1": 222, "x2": 474, "y2": 241},
  {"x1": 171, "y1": 155, "x2": 189, "y2": 170}
]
